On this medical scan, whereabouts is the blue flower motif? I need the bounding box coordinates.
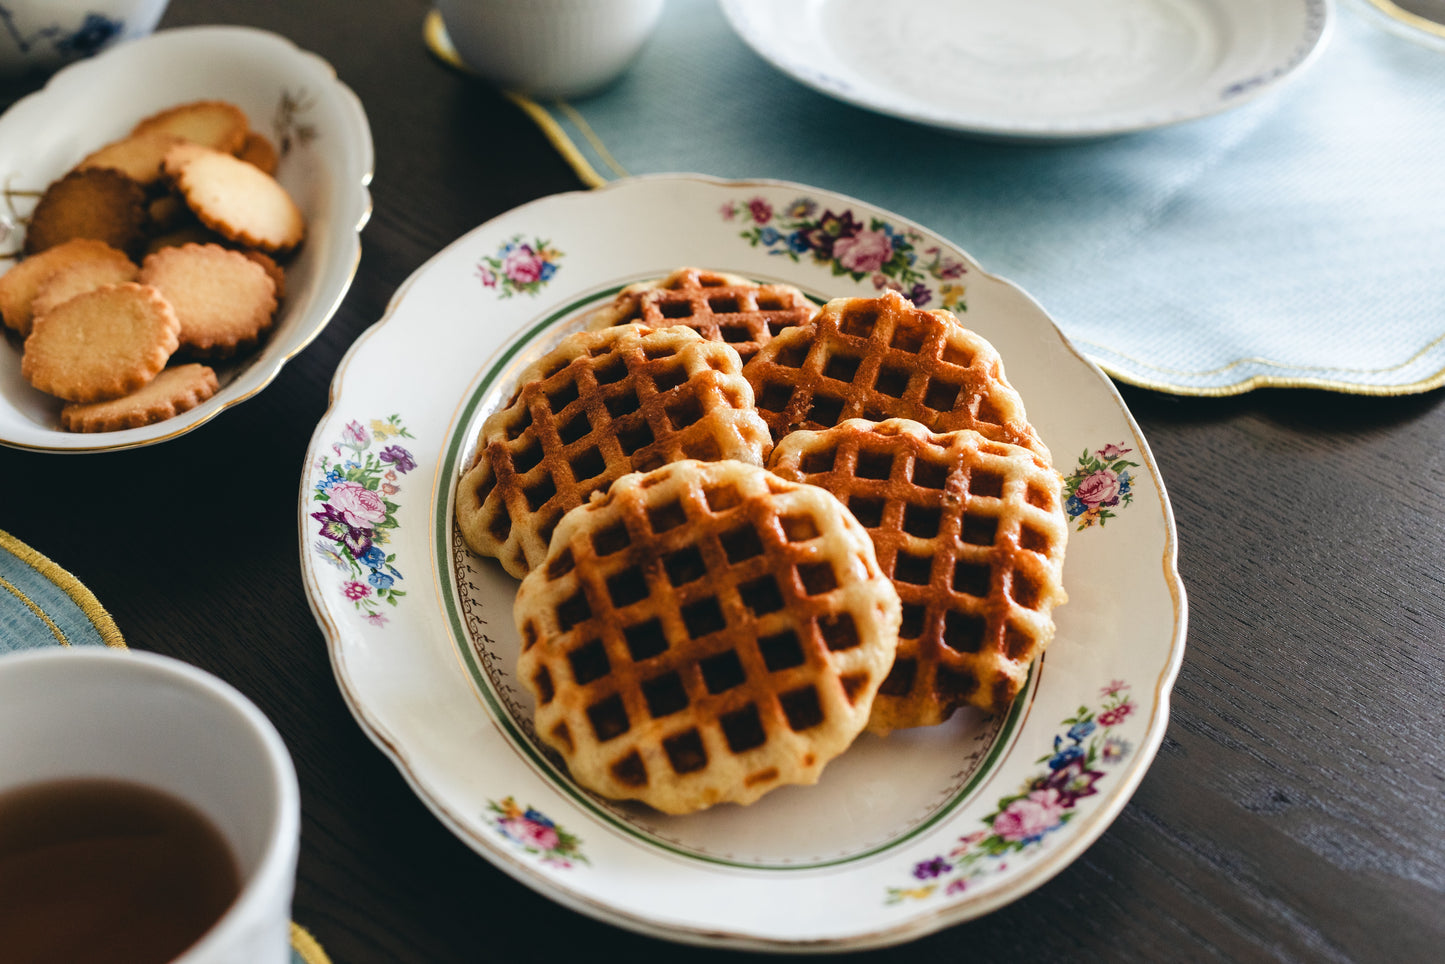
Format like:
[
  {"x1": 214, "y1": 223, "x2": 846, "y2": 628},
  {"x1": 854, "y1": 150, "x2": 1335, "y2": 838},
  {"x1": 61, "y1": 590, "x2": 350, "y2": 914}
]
[
  {"x1": 1066, "y1": 494, "x2": 1087, "y2": 517},
  {"x1": 524, "y1": 808, "x2": 555, "y2": 828},
  {"x1": 315, "y1": 467, "x2": 344, "y2": 492},
  {"x1": 1048, "y1": 742, "x2": 1085, "y2": 771},
  {"x1": 359, "y1": 546, "x2": 387, "y2": 568},
  {"x1": 787, "y1": 230, "x2": 810, "y2": 254},
  {"x1": 1067, "y1": 721, "x2": 1096, "y2": 743},
  {"x1": 1118, "y1": 471, "x2": 1133, "y2": 495},
  {"x1": 758, "y1": 226, "x2": 781, "y2": 245},
  {"x1": 539, "y1": 261, "x2": 557, "y2": 282},
  {"x1": 367, "y1": 571, "x2": 395, "y2": 590}
]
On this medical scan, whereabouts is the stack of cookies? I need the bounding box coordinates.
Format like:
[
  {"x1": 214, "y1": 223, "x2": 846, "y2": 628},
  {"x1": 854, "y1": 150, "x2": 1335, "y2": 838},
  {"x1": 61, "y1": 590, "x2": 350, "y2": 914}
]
[
  {"x1": 457, "y1": 270, "x2": 1069, "y2": 814},
  {"x1": 0, "y1": 100, "x2": 305, "y2": 432}
]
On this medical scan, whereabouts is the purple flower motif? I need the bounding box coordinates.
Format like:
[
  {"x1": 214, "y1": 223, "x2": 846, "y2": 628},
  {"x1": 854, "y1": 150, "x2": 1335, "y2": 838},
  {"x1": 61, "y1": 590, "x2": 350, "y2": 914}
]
[
  {"x1": 379, "y1": 445, "x2": 417, "y2": 473},
  {"x1": 803, "y1": 209, "x2": 862, "y2": 257},
  {"x1": 1101, "y1": 737, "x2": 1132, "y2": 763},
  {"x1": 907, "y1": 282, "x2": 932, "y2": 307},
  {"x1": 312, "y1": 504, "x2": 374, "y2": 558},
  {"x1": 1041, "y1": 758, "x2": 1105, "y2": 806},
  {"x1": 912, "y1": 856, "x2": 952, "y2": 880},
  {"x1": 748, "y1": 197, "x2": 773, "y2": 224}
]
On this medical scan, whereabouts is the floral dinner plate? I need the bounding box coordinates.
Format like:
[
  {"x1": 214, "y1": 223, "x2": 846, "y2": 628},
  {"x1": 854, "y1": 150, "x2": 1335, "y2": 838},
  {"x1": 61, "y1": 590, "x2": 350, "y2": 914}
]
[{"x1": 298, "y1": 174, "x2": 1187, "y2": 950}]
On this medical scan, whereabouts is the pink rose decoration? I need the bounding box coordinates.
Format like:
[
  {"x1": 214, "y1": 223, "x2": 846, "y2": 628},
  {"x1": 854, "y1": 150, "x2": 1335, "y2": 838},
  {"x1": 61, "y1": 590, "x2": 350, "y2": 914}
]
[
  {"x1": 328, "y1": 481, "x2": 388, "y2": 528},
  {"x1": 833, "y1": 228, "x2": 894, "y2": 274},
  {"x1": 1097, "y1": 443, "x2": 1132, "y2": 460},
  {"x1": 1075, "y1": 469, "x2": 1121, "y2": 508},
  {"x1": 502, "y1": 246, "x2": 544, "y2": 284},
  {"x1": 992, "y1": 789, "x2": 1066, "y2": 842},
  {"x1": 502, "y1": 817, "x2": 559, "y2": 852}
]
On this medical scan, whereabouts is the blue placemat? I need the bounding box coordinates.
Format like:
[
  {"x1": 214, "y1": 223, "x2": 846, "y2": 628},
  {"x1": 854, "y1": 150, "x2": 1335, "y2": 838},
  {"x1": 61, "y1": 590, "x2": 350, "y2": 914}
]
[{"x1": 431, "y1": 0, "x2": 1445, "y2": 396}]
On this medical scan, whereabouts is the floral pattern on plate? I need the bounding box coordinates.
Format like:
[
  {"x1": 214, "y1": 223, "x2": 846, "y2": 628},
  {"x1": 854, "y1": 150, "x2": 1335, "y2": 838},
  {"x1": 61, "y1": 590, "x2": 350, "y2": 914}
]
[
  {"x1": 886, "y1": 681, "x2": 1137, "y2": 904},
  {"x1": 723, "y1": 195, "x2": 968, "y2": 312},
  {"x1": 311, "y1": 415, "x2": 416, "y2": 626},
  {"x1": 1064, "y1": 443, "x2": 1139, "y2": 530},
  {"x1": 488, "y1": 797, "x2": 589, "y2": 868},
  {"x1": 477, "y1": 234, "x2": 563, "y2": 298}
]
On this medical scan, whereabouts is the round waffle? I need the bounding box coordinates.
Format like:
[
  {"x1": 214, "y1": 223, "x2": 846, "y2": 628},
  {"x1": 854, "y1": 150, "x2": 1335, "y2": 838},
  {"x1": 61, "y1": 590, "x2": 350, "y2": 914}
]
[
  {"x1": 457, "y1": 324, "x2": 773, "y2": 578},
  {"x1": 768, "y1": 418, "x2": 1067, "y2": 726},
  {"x1": 584, "y1": 266, "x2": 816, "y2": 364},
  {"x1": 741, "y1": 290, "x2": 1049, "y2": 461},
  {"x1": 514, "y1": 459, "x2": 901, "y2": 814}
]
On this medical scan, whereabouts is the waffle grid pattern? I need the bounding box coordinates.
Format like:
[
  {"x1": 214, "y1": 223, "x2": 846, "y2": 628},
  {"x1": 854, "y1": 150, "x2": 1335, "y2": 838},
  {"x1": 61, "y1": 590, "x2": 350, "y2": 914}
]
[
  {"x1": 456, "y1": 324, "x2": 772, "y2": 578},
  {"x1": 768, "y1": 418, "x2": 1067, "y2": 726},
  {"x1": 585, "y1": 267, "x2": 817, "y2": 363},
  {"x1": 742, "y1": 290, "x2": 1048, "y2": 460},
  {"x1": 514, "y1": 459, "x2": 900, "y2": 814}
]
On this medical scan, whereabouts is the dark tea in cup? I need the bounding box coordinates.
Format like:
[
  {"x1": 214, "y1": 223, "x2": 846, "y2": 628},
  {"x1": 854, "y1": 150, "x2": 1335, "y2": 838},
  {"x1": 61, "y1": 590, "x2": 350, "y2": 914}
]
[{"x1": 0, "y1": 777, "x2": 241, "y2": 964}]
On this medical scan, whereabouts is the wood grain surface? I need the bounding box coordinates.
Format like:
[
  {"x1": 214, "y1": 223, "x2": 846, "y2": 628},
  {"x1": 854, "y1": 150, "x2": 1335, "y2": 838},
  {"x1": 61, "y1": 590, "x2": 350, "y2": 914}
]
[{"x1": 0, "y1": 2, "x2": 1441, "y2": 961}]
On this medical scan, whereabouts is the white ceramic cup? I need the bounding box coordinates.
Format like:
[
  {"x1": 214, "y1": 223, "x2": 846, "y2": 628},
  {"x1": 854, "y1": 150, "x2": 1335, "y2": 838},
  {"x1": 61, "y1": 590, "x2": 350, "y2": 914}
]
[
  {"x1": 0, "y1": 647, "x2": 300, "y2": 964},
  {"x1": 0, "y1": 0, "x2": 171, "y2": 78},
  {"x1": 436, "y1": 0, "x2": 664, "y2": 98}
]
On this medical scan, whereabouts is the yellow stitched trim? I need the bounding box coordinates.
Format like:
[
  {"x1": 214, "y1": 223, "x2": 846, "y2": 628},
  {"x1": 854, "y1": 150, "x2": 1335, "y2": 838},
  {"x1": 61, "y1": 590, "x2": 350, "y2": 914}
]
[
  {"x1": 1362, "y1": 0, "x2": 1445, "y2": 39},
  {"x1": 0, "y1": 530, "x2": 125, "y2": 648},
  {"x1": 504, "y1": 92, "x2": 609, "y2": 189},
  {"x1": 290, "y1": 923, "x2": 333, "y2": 964},
  {"x1": 0, "y1": 575, "x2": 69, "y2": 646},
  {"x1": 554, "y1": 101, "x2": 630, "y2": 180}
]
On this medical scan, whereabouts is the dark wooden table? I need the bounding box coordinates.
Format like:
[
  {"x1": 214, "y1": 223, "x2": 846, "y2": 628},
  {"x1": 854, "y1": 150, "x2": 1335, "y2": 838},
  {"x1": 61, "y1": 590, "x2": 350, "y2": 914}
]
[{"x1": 2, "y1": 1, "x2": 1441, "y2": 960}]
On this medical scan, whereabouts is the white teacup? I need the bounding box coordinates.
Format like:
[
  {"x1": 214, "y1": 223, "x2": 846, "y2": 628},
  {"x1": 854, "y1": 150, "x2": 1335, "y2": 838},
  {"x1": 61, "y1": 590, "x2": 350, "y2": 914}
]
[
  {"x1": 0, "y1": 647, "x2": 299, "y2": 964},
  {"x1": 436, "y1": 0, "x2": 664, "y2": 98},
  {"x1": 0, "y1": 0, "x2": 171, "y2": 78}
]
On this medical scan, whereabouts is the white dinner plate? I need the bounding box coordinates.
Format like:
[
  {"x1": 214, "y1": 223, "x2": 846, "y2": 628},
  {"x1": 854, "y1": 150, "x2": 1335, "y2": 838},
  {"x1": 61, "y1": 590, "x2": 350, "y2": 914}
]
[
  {"x1": 299, "y1": 174, "x2": 1187, "y2": 950},
  {"x1": 0, "y1": 26, "x2": 372, "y2": 452},
  {"x1": 720, "y1": 0, "x2": 1332, "y2": 139}
]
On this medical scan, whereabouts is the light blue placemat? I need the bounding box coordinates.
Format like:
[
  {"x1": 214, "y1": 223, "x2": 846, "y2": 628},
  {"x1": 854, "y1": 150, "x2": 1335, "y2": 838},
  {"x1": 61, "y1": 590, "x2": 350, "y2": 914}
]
[{"x1": 432, "y1": 0, "x2": 1445, "y2": 396}]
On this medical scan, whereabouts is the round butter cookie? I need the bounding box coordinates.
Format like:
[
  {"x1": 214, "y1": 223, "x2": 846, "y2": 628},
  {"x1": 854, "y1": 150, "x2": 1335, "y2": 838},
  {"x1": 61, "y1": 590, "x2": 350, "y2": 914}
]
[
  {"x1": 30, "y1": 249, "x2": 139, "y2": 320},
  {"x1": 131, "y1": 100, "x2": 249, "y2": 155},
  {"x1": 22, "y1": 168, "x2": 146, "y2": 257},
  {"x1": 515, "y1": 458, "x2": 901, "y2": 814},
  {"x1": 21, "y1": 283, "x2": 179, "y2": 403},
  {"x1": 164, "y1": 144, "x2": 305, "y2": 256},
  {"x1": 139, "y1": 243, "x2": 277, "y2": 359},
  {"x1": 0, "y1": 239, "x2": 132, "y2": 337},
  {"x1": 60, "y1": 363, "x2": 219, "y2": 432},
  {"x1": 77, "y1": 131, "x2": 186, "y2": 187}
]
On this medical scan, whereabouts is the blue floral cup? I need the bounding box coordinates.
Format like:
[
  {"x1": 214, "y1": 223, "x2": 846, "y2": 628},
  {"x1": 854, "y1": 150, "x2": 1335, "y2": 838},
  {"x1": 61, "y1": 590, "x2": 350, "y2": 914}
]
[{"x1": 0, "y1": 0, "x2": 169, "y2": 79}]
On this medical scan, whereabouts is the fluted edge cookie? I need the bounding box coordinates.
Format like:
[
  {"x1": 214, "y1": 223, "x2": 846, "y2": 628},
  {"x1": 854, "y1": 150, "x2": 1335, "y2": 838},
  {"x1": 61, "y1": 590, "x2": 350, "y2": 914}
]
[
  {"x1": 61, "y1": 363, "x2": 219, "y2": 432},
  {"x1": 21, "y1": 283, "x2": 179, "y2": 403}
]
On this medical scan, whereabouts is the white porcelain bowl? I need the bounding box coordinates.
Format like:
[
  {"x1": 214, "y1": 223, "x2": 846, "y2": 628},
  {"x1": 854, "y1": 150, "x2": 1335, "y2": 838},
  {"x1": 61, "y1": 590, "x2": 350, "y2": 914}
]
[
  {"x1": 0, "y1": 0, "x2": 170, "y2": 78},
  {"x1": 0, "y1": 25, "x2": 373, "y2": 452}
]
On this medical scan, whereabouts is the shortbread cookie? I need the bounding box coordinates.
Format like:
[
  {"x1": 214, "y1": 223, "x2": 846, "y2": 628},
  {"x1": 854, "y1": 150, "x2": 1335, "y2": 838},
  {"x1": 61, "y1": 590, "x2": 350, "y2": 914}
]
[
  {"x1": 769, "y1": 419, "x2": 1068, "y2": 722},
  {"x1": 0, "y1": 239, "x2": 131, "y2": 337},
  {"x1": 164, "y1": 144, "x2": 305, "y2": 255},
  {"x1": 743, "y1": 290, "x2": 1050, "y2": 461},
  {"x1": 139, "y1": 243, "x2": 277, "y2": 359},
  {"x1": 22, "y1": 168, "x2": 146, "y2": 256},
  {"x1": 30, "y1": 249, "x2": 138, "y2": 320},
  {"x1": 61, "y1": 363, "x2": 219, "y2": 432},
  {"x1": 457, "y1": 324, "x2": 773, "y2": 579},
  {"x1": 132, "y1": 100, "x2": 249, "y2": 155},
  {"x1": 77, "y1": 131, "x2": 186, "y2": 187},
  {"x1": 515, "y1": 459, "x2": 901, "y2": 814},
  {"x1": 21, "y1": 283, "x2": 179, "y2": 402},
  {"x1": 240, "y1": 250, "x2": 286, "y2": 300},
  {"x1": 585, "y1": 267, "x2": 816, "y2": 364},
  {"x1": 236, "y1": 131, "x2": 279, "y2": 175}
]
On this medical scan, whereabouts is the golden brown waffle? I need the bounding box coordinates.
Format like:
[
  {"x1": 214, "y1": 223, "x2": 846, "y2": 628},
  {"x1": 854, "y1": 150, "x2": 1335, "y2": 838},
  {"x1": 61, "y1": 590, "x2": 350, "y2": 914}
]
[
  {"x1": 769, "y1": 418, "x2": 1067, "y2": 726},
  {"x1": 457, "y1": 324, "x2": 772, "y2": 578},
  {"x1": 741, "y1": 290, "x2": 1049, "y2": 461},
  {"x1": 584, "y1": 267, "x2": 816, "y2": 364},
  {"x1": 514, "y1": 459, "x2": 901, "y2": 814}
]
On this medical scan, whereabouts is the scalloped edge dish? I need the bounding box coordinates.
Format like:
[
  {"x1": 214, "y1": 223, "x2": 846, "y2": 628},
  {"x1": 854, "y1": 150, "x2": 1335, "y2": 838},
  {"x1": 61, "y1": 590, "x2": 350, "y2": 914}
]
[
  {"x1": 299, "y1": 174, "x2": 1187, "y2": 951},
  {"x1": 0, "y1": 25, "x2": 372, "y2": 452}
]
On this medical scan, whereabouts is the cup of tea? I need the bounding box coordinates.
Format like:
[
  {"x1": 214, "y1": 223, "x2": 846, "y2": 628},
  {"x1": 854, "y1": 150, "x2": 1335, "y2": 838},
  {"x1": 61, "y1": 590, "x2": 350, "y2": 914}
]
[
  {"x1": 435, "y1": 0, "x2": 664, "y2": 98},
  {"x1": 0, "y1": 647, "x2": 300, "y2": 964}
]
